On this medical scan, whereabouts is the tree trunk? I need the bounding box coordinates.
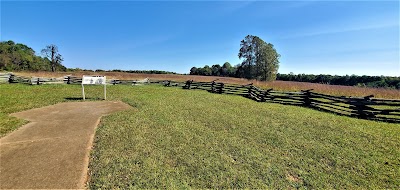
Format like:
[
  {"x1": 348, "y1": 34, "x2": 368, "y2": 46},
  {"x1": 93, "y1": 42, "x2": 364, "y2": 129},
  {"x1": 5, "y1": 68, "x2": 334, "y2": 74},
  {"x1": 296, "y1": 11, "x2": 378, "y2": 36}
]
[{"x1": 51, "y1": 47, "x2": 55, "y2": 72}]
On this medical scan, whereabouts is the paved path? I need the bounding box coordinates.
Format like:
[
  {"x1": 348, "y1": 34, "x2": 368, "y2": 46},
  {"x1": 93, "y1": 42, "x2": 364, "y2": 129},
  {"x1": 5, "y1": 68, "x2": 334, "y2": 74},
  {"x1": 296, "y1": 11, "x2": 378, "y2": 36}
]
[{"x1": 0, "y1": 101, "x2": 131, "y2": 189}]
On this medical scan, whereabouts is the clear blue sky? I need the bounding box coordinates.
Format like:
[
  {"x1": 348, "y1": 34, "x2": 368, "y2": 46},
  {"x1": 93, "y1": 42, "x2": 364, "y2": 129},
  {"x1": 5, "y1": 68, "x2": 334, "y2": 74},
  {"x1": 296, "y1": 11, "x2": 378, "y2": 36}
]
[{"x1": 1, "y1": 1, "x2": 399, "y2": 76}]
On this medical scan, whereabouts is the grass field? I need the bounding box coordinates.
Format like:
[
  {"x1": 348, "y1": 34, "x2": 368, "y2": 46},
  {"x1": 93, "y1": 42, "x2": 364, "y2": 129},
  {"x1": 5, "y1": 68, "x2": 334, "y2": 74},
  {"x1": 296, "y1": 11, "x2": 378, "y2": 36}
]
[
  {"x1": 14, "y1": 71, "x2": 400, "y2": 99},
  {"x1": 1, "y1": 84, "x2": 399, "y2": 188}
]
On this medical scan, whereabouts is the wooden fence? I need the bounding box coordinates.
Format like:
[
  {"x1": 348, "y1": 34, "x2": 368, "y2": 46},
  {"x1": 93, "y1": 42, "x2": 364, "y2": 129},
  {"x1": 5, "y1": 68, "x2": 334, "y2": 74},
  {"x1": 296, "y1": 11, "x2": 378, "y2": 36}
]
[
  {"x1": 1, "y1": 73, "x2": 65, "y2": 85},
  {"x1": 0, "y1": 73, "x2": 11, "y2": 83},
  {"x1": 182, "y1": 80, "x2": 400, "y2": 123},
  {"x1": 2, "y1": 73, "x2": 399, "y2": 123},
  {"x1": 1, "y1": 73, "x2": 165, "y2": 85}
]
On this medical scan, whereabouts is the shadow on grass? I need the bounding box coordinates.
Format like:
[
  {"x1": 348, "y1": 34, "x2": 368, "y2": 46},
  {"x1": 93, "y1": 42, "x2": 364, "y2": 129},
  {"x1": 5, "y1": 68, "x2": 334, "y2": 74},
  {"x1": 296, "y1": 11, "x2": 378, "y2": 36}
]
[
  {"x1": 64, "y1": 97, "x2": 102, "y2": 101},
  {"x1": 181, "y1": 87, "x2": 400, "y2": 124}
]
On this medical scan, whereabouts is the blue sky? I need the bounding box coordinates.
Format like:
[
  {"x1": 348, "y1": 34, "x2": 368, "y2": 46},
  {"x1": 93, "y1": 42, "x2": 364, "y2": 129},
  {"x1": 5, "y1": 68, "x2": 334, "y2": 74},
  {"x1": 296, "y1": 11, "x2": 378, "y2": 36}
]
[{"x1": 1, "y1": 1, "x2": 399, "y2": 76}]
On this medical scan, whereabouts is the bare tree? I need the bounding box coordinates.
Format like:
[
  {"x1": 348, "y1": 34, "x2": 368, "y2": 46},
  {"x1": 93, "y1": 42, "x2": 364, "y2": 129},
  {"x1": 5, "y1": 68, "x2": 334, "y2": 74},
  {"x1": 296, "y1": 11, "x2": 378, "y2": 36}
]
[{"x1": 41, "y1": 44, "x2": 63, "y2": 72}]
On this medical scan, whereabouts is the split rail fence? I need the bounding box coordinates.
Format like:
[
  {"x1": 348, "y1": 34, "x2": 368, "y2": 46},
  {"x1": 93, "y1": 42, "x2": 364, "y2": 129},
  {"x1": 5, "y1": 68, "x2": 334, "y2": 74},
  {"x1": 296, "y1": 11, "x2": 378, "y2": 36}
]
[
  {"x1": 0, "y1": 73, "x2": 65, "y2": 85},
  {"x1": 181, "y1": 80, "x2": 400, "y2": 123},
  {"x1": 0, "y1": 73, "x2": 154, "y2": 85},
  {"x1": 2, "y1": 73, "x2": 399, "y2": 123}
]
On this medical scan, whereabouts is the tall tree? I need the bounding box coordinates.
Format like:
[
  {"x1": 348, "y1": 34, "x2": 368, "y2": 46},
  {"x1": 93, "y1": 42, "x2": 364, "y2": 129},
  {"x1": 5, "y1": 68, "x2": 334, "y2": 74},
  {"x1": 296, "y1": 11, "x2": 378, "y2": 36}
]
[
  {"x1": 238, "y1": 35, "x2": 256, "y2": 79},
  {"x1": 41, "y1": 44, "x2": 63, "y2": 72},
  {"x1": 238, "y1": 35, "x2": 280, "y2": 81},
  {"x1": 257, "y1": 40, "x2": 280, "y2": 81}
]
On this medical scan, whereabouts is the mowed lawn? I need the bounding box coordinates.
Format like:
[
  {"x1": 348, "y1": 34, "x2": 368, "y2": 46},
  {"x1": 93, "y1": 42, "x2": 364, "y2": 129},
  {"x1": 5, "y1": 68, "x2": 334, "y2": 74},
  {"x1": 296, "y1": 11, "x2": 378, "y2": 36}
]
[{"x1": 1, "y1": 84, "x2": 399, "y2": 188}]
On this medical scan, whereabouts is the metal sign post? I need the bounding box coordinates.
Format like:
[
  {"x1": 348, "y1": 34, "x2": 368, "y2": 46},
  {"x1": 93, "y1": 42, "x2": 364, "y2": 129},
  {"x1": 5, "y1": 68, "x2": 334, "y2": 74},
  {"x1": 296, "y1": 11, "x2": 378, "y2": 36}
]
[
  {"x1": 82, "y1": 75, "x2": 106, "y2": 100},
  {"x1": 82, "y1": 83, "x2": 85, "y2": 100},
  {"x1": 104, "y1": 82, "x2": 106, "y2": 100}
]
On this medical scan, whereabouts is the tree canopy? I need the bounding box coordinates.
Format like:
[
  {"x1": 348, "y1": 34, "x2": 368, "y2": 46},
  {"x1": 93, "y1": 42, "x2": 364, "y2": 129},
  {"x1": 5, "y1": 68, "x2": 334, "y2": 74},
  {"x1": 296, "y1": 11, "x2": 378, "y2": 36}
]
[
  {"x1": 190, "y1": 62, "x2": 237, "y2": 77},
  {"x1": 0, "y1": 40, "x2": 66, "y2": 72},
  {"x1": 238, "y1": 35, "x2": 280, "y2": 81}
]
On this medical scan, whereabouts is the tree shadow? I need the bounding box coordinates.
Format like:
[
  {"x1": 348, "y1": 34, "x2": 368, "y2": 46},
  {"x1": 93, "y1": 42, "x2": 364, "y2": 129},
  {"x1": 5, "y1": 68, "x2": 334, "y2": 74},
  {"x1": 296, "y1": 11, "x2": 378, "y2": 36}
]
[
  {"x1": 65, "y1": 97, "x2": 84, "y2": 100},
  {"x1": 64, "y1": 97, "x2": 100, "y2": 101}
]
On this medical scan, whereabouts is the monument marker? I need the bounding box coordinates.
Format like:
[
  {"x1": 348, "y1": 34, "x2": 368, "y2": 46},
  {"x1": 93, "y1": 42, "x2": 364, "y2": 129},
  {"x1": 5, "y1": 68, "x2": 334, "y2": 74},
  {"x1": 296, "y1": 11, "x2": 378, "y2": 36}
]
[{"x1": 82, "y1": 75, "x2": 106, "y2": 100}]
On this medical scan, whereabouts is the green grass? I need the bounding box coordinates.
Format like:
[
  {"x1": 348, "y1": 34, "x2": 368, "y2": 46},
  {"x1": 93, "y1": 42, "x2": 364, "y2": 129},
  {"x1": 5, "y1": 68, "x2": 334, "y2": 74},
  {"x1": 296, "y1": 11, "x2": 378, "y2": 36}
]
[{"x1": 1, "y1": 84, "x2": 399, "y2": 188}]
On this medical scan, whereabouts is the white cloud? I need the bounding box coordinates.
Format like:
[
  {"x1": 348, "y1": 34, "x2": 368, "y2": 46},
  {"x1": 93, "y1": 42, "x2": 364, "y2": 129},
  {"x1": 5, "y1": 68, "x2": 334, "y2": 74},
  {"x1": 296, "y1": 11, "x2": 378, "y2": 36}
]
[{"x1": 282, "y1": 22, "x2": 399, "y2": 39}]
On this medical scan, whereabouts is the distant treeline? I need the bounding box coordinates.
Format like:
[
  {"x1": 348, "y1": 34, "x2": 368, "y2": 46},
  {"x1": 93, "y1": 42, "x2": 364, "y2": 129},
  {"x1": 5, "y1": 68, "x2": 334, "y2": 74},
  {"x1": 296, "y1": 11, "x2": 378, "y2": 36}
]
[
  {"x1": 0, "y1": 40, "x2": 67, "y2": 72},
  {"x1": 277, "y1": 73, "x2": 400, "y2": 89},
  {"x1": 66, "y1": 68, "x2": 177, "y2": 74},
  {"x1": 190, "y1": 63, "x2": 400, "y2": 89},
  {"x1": 190, "y1": 62, "x2": 237, "y2": 77}
]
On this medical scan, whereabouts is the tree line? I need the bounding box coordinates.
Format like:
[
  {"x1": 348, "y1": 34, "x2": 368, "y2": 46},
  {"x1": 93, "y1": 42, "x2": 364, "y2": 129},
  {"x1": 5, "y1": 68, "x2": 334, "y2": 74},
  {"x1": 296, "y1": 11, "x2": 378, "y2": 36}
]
[
  {"x1": 277, "y1": 73, "x2": 400, "y2": 89},
  {"x1": 0, "y1": 40, "x2": 66, "y2": 72},
  {"x1": 190, "y1": 62, "x2": 237, "y2": 77},
  {"x1": 107, "y1": 69, "x2": 176, "y2": 74},
  {"x1": 67, "y1": 68, "x2": 177, "y2": 74}
]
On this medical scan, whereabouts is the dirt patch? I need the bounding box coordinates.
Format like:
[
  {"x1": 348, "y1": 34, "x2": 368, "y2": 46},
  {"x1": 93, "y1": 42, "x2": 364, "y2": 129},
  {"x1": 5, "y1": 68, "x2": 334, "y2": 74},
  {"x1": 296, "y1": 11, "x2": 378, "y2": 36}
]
[{"x1": 287, "y1": 173, "x2": 302, "y2": 183}]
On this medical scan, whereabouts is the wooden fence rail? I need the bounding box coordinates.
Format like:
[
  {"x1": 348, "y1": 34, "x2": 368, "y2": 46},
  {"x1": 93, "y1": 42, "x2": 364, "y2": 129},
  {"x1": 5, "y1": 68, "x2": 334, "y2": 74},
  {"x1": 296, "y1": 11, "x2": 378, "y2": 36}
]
[
  {"x1": 0, "y1": 73, "x2": 65, "y2": 85},
  {"x1": 181, "y1": 80, "x2": 400, "y2": 123}
]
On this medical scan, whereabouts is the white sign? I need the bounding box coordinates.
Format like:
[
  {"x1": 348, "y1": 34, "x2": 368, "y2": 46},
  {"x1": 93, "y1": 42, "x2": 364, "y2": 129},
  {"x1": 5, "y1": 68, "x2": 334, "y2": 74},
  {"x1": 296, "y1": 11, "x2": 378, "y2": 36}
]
[
  {"x1": 82, "y1": 75, "x2": 106, "y2": 100},
  {"x1": 82, "y1": 75, "x2": 106, "y2": 85}
]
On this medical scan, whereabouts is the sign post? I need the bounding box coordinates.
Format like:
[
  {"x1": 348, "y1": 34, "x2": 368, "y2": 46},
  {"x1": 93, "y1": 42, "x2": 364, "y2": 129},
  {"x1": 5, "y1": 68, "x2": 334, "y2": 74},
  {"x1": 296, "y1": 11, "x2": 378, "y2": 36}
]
[{"x1": 82, "y1": 75, "x2": 106, "y2": 100}]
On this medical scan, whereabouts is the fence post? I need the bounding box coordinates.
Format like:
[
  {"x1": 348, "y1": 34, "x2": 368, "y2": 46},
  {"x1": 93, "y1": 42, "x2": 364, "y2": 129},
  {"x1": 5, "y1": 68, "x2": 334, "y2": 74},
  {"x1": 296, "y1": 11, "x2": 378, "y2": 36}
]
[
  {"x1": 211, "y1": 81, "x2": 216, "y2": 93},
  {"x1": 163, "y1": 80, "x2": 171, "y2": 87},
  {"x1": 353, "y1": 99, "x2": 366, "y2": 119},
  {"x1": 301, "y1": 89, "x2": 313, "y2": 107},
  {"x1": 260, "y1": 91, "x2": 266, "y2": 102},
  {"x1": 247, "y1": 85, "x2": 253, "y2": 99},
  {"x1": 261, "y1": 88, "x2": 273, "y2": 102},
  {"x1": 218, "y1": 83, "x2": 224, "y2": 94},
  {"x1": 67, "y1": 76, "x2": 71, "y2": 84},
  {"x1": 37, "y1": 78, "x2": 40, "y2": 85},
  {"x1": 8, "y1": 74, "x2": 13, "y2": 83},
  {"x1": 183, "y1": 80, "x2": 192, "y2": 89},
  {"x1": 352, "y1": 95, "x2": 374, "y2": 119}
]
